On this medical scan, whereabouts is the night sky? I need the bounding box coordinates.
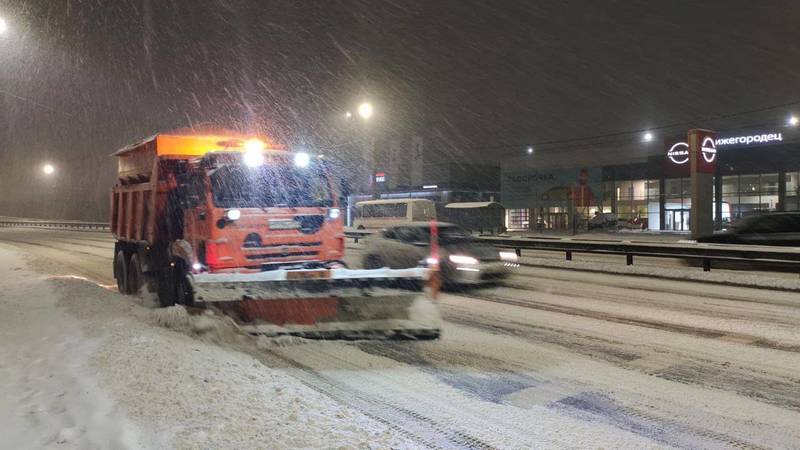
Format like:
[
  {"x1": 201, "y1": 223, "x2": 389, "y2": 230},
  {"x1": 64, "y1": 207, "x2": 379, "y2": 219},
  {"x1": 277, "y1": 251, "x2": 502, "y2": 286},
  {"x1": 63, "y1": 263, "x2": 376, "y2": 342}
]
[{"x1": 1, "y1": 0, "x2": 799, "y2": 220}]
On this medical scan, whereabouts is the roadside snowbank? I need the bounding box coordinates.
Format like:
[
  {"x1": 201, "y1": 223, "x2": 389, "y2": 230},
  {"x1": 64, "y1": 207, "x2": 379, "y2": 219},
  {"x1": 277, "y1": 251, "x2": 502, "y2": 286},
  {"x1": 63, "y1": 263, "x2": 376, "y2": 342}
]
[
  {"x1": 51, "y1": 276, "x2": 422, "y2": 449},
  {"x1": 0, "y1": 246, "x2": 149, "y2": 449}
]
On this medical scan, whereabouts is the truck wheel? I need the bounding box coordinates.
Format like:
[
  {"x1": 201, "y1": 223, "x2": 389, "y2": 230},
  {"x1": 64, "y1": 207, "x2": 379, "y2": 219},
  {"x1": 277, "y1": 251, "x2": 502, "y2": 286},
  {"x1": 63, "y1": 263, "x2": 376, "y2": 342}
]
[
  {"x1": 156, "y1": 263, "x2": 193, "y2": 307},
  {"x1": 174, "y1": 261, "x2": 194, "y2": 306},
  {"x1": 115, "y1": 250, "x2": 129, "y2": 294},
  {"x1": 175, "y1": 272, "x2": 194, "y2": 306},
  {"x1": 156, "y1": 268, "x2": 176, "y2": 307},
  {"x1": 127, "y1": 254, "x2": 143, "y2": 295}
]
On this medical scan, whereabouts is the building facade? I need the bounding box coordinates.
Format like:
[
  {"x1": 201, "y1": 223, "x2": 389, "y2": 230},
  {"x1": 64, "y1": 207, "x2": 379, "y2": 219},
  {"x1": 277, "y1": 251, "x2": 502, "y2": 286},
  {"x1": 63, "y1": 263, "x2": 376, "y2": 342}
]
[{"x1": 502, "y1": 126, "x2": 800, "y2": 232}]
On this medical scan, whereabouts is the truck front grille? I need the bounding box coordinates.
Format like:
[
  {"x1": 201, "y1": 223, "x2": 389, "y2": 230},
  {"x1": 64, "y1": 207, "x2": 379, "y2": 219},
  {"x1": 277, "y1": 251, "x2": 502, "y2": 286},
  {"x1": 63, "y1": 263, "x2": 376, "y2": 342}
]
[
  {"x1": 245, "y1": 250, "x2": 320, "y2": 260},
  {"x1": 250, "y1": 241, "x2": 322, "y2": 248}
]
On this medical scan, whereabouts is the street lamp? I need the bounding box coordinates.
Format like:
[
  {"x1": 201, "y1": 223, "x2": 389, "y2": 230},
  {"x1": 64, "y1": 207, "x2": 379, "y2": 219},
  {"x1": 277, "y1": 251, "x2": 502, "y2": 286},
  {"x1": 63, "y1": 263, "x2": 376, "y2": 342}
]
[
  {"x1": 643, "y1": 132, "x2": 654, "y2": 142},
  {"x1": 357, "y1": 102, "x2": 373, "y2": 120},
  {"x1": 526, "y1": 147, "x2": 533, "y2": 155},
  {"x1": 789, "y1": 115, "x2": 799, "y2": 126},
  {"x1": 42, "y1": 163, "x2": 55, "y2": 175}
]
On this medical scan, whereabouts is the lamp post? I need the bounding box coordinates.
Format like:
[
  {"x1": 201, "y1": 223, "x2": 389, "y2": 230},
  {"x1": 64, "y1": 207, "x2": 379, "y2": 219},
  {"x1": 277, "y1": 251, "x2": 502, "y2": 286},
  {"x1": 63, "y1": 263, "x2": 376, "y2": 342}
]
[
  {"x1": 343, "y1": 100, "x2": 377, "y2": 196},
  {"x1": 357, "y1": 102, "x2": 373, "y2": 120},
  {"x1": 356, "y1": 102, "x2": 377, "y2": 197}
]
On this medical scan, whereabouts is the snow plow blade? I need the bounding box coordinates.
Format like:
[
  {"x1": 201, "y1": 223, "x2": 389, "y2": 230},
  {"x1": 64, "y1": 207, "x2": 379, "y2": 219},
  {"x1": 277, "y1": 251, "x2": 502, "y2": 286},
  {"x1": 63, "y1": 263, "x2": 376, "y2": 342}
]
[{"x1": 189, "y1": 268, "x2": 442, "y2": 339}]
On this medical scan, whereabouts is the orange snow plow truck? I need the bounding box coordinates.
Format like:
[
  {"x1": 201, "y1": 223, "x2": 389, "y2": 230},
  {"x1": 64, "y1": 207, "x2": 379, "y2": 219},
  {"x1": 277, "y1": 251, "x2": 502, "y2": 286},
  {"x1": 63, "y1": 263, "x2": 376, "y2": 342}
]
[{"x1": 110, "y1": 126, "x2": 441, "y2": 339}]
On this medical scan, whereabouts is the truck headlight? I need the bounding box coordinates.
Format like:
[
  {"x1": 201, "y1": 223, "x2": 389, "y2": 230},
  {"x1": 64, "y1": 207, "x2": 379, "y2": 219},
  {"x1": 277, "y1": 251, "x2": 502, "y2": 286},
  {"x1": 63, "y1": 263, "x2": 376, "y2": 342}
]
[
  {"x1": 243, "y1": 148, "x2": 265, "y2": 167},
  {"x1": 328, "y1": 208, "x2": 341, "y2": 220},
  {"x1": 449, "y1": 254, "x2": 478, "y2": 265},
  {"x1": 294, "y1": 152, "x2": 310, "y2": 168},
  {"x1": 226, "y1": 209, "x2": 241, "y2": 221}
]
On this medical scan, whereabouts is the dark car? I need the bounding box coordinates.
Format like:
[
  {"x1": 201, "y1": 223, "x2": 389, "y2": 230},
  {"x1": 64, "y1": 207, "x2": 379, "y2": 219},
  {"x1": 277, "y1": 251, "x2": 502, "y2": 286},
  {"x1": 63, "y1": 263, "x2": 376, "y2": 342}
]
[
  {"x1": 697, "y1": 213, "x2": 800, "y2": 246},
  {"x1": 361, "y1": 222, "x2": 519, "y2": 284}
]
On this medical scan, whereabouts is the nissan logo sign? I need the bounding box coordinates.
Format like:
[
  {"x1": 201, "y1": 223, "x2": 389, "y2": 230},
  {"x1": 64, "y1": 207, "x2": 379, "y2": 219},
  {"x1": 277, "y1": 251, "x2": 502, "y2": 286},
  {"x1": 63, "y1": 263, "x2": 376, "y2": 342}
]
[
  {"x1": 667, "y1": 142, "x2": 689, "y2": 165},
  {"x1": 701, "y1": 136, "x2": 717, "y2": 163}
]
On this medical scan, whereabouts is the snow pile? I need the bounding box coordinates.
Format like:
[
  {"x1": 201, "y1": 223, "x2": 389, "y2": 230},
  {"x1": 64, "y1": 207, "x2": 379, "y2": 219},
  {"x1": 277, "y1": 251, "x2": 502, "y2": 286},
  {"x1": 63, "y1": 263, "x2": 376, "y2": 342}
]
[
  {"x1": 45, "y1": 271, "x2": 422, "y2": 448},
  {"x1": 255, "y1": 335, "x2": 309, "y2": 348},
  {"x1": 152, "y1": 305, "x2": 230, "y2": 335},
  {"x1": 0, "y1": 247, "x2": 151, "y2": 449}
]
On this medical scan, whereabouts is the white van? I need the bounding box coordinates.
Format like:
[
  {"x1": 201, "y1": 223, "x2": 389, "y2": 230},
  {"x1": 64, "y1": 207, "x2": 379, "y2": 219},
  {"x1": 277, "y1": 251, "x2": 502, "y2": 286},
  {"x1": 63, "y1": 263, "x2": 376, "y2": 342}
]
[{"x1": 353, "y1": 199, "x2": 437, "y2": 229}]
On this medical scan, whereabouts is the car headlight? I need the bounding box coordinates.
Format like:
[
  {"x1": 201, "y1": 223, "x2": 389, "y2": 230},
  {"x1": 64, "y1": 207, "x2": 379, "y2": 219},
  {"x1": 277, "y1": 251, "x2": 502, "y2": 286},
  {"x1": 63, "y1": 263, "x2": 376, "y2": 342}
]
[
  {"x1": 425, "y1": 256, "x2": 440, "y2": 267},
  {"x1": 449, "y1": 254, "x2": 478, "y2": 265},
  {"x1": 328, "y1": 207, "x2": 341, "y2": 220},
  {"x1": 499, "y1": 251, "x2": 518, "y2": 262}
]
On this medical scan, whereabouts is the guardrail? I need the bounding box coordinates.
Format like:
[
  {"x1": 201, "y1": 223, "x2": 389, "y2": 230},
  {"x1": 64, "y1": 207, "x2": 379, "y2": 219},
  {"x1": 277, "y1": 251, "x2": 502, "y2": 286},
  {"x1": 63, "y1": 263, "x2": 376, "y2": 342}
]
[
  {"x1": 4, "y1": 218, "x2": 798, "y2": 274},
  {"x1": 478, "y1": 236, "x2": 800, "y2": 273},
  {"x1": 0, "y1": 219, "x2": 110, "y2": 231},
  {"x1": 342, "y1": 228, "x2": 800, "y2": 273}
]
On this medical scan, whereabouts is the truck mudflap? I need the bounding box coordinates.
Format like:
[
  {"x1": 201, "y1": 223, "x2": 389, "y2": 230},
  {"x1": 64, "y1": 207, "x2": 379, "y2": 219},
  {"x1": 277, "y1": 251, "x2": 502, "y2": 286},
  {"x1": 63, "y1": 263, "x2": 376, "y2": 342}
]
[{"x1": 189, "y1": 268, "x2": 442, "y2": 339}]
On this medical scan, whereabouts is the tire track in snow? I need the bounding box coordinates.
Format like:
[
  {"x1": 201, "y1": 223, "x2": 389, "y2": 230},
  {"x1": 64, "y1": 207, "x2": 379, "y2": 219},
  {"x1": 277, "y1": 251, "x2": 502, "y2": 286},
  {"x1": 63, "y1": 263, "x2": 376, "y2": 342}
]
[
  {"x1": 462, "y1": 288, "x2": 800, "y2": 354},
  {"x1": 257, "y1": 349, "x2": 496, "y2": 450},
  {"x1": 500, "y1": 274, "x2": 800, "y2": 320},
  {"x1": 550, "y1": 391, "x2": 766, "y2": 450}
]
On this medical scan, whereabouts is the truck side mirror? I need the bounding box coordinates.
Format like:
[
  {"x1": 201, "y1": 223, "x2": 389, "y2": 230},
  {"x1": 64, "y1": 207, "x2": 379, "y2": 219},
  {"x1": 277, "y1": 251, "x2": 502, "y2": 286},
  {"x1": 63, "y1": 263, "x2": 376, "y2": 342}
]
[{"x1": 176, "y1": 173, "x2": 202, "y2": 208}]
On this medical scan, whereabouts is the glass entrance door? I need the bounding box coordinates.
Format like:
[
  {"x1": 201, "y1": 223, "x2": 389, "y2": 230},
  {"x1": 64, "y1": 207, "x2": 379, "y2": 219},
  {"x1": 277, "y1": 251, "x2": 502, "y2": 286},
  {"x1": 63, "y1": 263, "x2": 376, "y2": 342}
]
[
  {"x1": 666, "y1": 209, "x2": 690, "y2": 231},
  {"x1": 544, "y1": 212, "x2": 568, "y2": 230}
]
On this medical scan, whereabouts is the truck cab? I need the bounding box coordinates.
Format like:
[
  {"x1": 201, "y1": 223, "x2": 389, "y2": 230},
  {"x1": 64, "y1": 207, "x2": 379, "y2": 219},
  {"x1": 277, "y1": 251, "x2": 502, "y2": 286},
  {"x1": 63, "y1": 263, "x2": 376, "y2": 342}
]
[{"x1": 174, "y1": 150, "x2": 345, "y2": 273}]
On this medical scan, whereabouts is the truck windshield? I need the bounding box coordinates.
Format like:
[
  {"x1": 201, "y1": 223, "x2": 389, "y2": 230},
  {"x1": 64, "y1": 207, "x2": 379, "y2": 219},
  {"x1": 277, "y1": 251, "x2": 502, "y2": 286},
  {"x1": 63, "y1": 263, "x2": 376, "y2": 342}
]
[{"x1": 210, "y1": 163, "x2": 333, "y2": 208}]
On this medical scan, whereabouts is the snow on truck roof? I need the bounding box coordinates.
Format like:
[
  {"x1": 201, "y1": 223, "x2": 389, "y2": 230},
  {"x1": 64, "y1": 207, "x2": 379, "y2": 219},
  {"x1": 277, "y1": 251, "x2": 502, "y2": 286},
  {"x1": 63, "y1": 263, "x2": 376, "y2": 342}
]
[{"x1": 112, "y1": 125, "x2": 283, "y2": 157}]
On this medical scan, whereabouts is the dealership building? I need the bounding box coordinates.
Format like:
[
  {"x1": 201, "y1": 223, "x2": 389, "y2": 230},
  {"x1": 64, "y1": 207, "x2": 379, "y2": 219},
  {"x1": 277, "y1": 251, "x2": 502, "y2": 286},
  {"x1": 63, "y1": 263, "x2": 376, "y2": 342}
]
[{"x1": 501, "y1": 125, "x2": 800, "y2": 232}]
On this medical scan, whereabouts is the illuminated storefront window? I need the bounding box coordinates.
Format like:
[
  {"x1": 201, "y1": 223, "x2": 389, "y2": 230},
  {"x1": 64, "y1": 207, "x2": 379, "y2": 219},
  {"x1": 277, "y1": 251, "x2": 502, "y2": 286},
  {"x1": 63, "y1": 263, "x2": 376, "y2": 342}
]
[
  {"x1": 787, "y1": 172, "x2": 800, "y2": 212},
  {"x1": 613, "y1": 180, "x2": 657, "y2": 229},
  {"x1": 506, "y1": 208, "x2": 529, "y2": 230},
  {"x1": 721, "y1": 173, "x2": 781, "y2": 223}
]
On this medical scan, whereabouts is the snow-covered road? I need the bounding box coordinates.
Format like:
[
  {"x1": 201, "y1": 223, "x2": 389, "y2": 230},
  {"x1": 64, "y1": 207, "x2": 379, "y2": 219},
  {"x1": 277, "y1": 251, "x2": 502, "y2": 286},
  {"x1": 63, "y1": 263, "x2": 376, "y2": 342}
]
[{"x1": 1, "y1": 227, "x2": 799, "y2": 449}]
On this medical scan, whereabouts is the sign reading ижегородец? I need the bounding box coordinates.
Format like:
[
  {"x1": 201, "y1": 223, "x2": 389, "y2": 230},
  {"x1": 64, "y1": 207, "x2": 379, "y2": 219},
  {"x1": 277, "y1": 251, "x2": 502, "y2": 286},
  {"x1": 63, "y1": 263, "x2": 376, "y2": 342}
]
[
  {"x1": 665, "y1": 129, "x2": 784, "y2": 174},
  {"x1": 715, "y1": 132, "x2": 783, "y2": 148}
]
